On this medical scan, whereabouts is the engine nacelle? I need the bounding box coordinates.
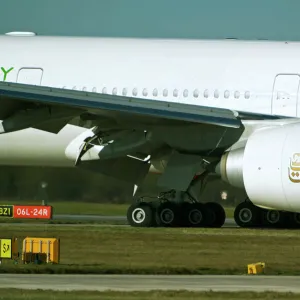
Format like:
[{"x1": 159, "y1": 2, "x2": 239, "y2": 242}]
[{"x1": 219, "y1": 122, "x2": 300, "y2": 212}]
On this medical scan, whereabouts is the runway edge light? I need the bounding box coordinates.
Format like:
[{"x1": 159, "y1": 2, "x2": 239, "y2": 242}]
[{"x1": 247, "y1": 262, "x2": 265, "y2": 275}]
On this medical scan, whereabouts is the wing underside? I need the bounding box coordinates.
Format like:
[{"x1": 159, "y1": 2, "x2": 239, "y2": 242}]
[{"x1": 0, "y1": 82, "x2": 242, "y2": 132}]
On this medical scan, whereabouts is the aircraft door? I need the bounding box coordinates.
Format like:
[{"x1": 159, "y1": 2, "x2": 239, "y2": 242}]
[
  {"x1": 271, "y1": 74, "x2": 300, "y2": 117},
  {"x1": 17, "y1": 68, "x2": 43, "y2": 85}
]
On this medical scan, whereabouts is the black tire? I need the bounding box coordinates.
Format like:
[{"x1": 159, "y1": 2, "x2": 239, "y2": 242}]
[
  {"x1": 234, "y1": 202, "x2": 262, "y2": 228},
  {"x1": 155, "y1": 202, "x2": 179, "y2": 227},
  {"x1": 182, "y1": 202, "x2": 207, "y2": 227},
  {"x1": 204, "y1": 202, "x2": 226, "y2": 228},
  {"x1": 127, "y1": 202, "x2": 154, "y2": 227},
  {"x1": 262, "y1": 209, "x2": 286, "y2": 228},
  {"x1": 287, "y1": 212, "x2": 300, "y2": 228},
  {"x1": 176, "y1": 202, "x2": 190, "y2": 227}
]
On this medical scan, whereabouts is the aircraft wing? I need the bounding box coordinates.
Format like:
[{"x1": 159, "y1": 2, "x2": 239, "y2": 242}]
[
  {"x1": 0, "y1": 81, "x2": 277, "y2": 191},
  {"x1": 0, "y1": 82, "x2": 242, "y2": 133}
]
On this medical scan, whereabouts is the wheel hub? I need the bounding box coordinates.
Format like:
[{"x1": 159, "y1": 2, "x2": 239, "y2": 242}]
[
  {"x1": 239, "y1": 208, "x2": 252, "y2": 223},
  {"x1": 267, "y1": 210, "x2": 280, "y2": 224},
  {"x1": 132, "y1": 208, "x2": 146, "y2": 223},
  {"x1": 160, "y1": 208, "x2": 174, "y2": 224},
  {"x1": 189, "y1": 209, "x2": 202, "y2": 224},
  {"x1": 293, "y1": 213, "x2": 300, "y2": 224}
]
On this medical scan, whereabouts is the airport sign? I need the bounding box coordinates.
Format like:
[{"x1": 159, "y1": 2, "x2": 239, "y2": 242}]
[{"x1": 0, "y1": 205, "x2": 52, "y2": 219}]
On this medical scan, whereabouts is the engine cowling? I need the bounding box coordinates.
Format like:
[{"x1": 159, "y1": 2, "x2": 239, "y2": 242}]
[{"x1": 219, "y1": 122, "x2": 300, "y2": 212}]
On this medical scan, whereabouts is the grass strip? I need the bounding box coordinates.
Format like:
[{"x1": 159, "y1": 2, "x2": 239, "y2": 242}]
[
  {"x1": 0, "y1": 225, "x2": 299, "y2": 275},
  {"x1": 0, "y1": 290, "x2": 299, "y2": 300}
]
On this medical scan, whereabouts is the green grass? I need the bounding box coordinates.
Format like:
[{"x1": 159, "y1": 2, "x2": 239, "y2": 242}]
[
  {"x1": 224, "y1": 206, "x2": 234, "y2": 218},
  {"x1": 51, "y1": 202, "x2": 129, "y2": 215},
  {"x1": 0, "y1": 225, "x2": 299, "y2": 275},
  {"x1": 0, "y1": 290, "x2": 298, "y2": 300}
]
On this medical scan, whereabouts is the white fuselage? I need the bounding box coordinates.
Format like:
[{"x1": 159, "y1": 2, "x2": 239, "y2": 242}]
[{"x1": 0, "y1": 35, "x2": 300, "y2": 166}]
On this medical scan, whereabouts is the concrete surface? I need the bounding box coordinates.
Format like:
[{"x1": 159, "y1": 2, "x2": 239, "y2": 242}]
[{"x1": 0, "y1": 274, "x2": 299, "y2": 292}]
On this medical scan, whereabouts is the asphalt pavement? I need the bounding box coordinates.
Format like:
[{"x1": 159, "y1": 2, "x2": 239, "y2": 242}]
[{"x1": 0, "y1": 274, "x2": 299, "y2": 292}]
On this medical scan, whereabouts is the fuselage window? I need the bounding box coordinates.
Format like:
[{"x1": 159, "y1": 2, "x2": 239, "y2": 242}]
[
  {"x1": 224, "y1": 90, "x2": 230, "y2": 98},
  {"x1": 183, "y1": 89, "x2": 188, "y2": 97},
  {"x1": 163, "y1": 89, "x2": 168, "y2": 97},
  {"x1": 92, "y1": 87, "x2": 97, "y2": 93},
  {"x1": 143, "y1": 88, "x2": 148, "y2": 96},
  {"x1": 102, "y1": 87, "x2": 107, "y2": 94},
  {"x1": 122, "y1": 88, "x2": 127, "y2": 96},
  {"x1": 82, "y1": 87, "x2": 87, "y2": 92},
  {"x1": 234, "y1": 91, "x2": 240, "y2": 99},
  {"x1": 173, "y1": 89, "x2": 178, "y2": 97},
  {"x1": 133, "y1": 88, "x2": 138, "y2": 96},
  {"x1": 193, "y1": 89, "x2": 199, "y2": 98},
  {"x1": 245, "y1": 91, "x2": 250, "y2": 99},
  {"x1": 214, "y1": 90, "x2": 219, "y2": 98},
  {"x1": 112, "y1": 87, "x2": 117, "y2": 95},
  {"x1": 153, "y1": 88, "x2": 158, "y2": 97},
  {"x1": 204, "y1": 89, "x2": 209, "y2": 98}
]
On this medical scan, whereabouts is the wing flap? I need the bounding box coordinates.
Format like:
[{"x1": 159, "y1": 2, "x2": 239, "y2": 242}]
[
  {"x1": 33, "y1": 116, "x2": 75, "y2": 133},
  {"x1": 0, "y1": 82, "x2": 241, "y2": 129}
]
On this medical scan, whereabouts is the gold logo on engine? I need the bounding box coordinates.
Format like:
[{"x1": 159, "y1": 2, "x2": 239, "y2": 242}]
[{"x1": 288, "y1": 153, "x2": 300, "y2": 183}]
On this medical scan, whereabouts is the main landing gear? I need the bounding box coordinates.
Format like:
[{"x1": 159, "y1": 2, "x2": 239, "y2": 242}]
[
  {"x1": 127, "y1": 195, "x2": 300, "y2": 229},
  {"x1": 234, "y1": 200, "x2": 300, "y2": 229},
  {"x1": 127, "y1": 190, "x2": 226, "y2": 228}
]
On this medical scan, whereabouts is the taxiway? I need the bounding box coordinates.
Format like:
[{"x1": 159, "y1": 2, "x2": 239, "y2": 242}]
[{"x1": 0, "y1": 274, "x2": 298, "y2": 292}]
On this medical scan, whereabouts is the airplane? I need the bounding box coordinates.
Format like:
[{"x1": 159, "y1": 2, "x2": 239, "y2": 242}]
[{"x1": 1, "y1": 31, "x2": 300, "y2": 229}]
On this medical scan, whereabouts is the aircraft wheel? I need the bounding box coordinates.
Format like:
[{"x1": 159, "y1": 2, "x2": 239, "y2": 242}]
[
  {"x1": 234, "y1": 202, "x2": 262, "y2": 228},
  {"x1": 127, "y1": 202, "x2": 154, "y2": 227},
  {"x1": 182, "y1": 202, "x2": 207, "y2": 227},
  {"x1": 262, "y1": 209, "x2": 286, "y2": 228},
  {"x1": 287, "y1": 212, "x2": 300, "y2": 228},
  {"x1": 204, "y1": 202, "x2": 226, "y2": 228},
  {"x1": 156, "y1": 202, "x2": 179, "y2": 227}
]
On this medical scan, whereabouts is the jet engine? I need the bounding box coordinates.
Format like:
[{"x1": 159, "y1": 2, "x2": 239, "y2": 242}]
[{"x1": 218, "y1": 122, "x2": 300, "y2": 213}]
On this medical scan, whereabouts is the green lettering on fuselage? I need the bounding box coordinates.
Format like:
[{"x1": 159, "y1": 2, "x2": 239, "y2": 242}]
[{"x1": 0, "y1": 67, "x2": 14, "y2": 81}]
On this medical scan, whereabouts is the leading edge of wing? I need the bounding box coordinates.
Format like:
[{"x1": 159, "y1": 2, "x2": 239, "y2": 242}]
[{"x1": 0, "y1": 82, "x2": 242, "y2": 128}]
